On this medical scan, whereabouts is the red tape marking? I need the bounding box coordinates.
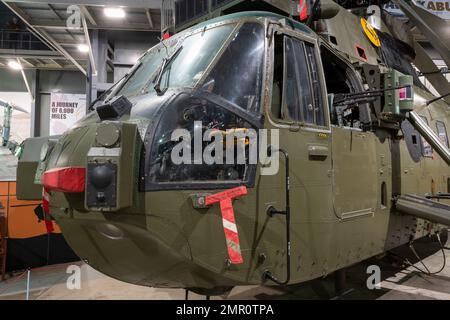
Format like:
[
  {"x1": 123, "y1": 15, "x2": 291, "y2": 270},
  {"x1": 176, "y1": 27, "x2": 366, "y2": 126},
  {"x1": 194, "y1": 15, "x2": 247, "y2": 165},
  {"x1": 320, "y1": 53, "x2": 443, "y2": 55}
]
[
  {"x1": 205, "y1": 186, "x2": 247, "y2": 265},
  {"x1": 42, "y1": 167, "x2": 85, "y2": 193},
  {"x1": 42, "y1": 187, "x2": 54, "y2": 234}
]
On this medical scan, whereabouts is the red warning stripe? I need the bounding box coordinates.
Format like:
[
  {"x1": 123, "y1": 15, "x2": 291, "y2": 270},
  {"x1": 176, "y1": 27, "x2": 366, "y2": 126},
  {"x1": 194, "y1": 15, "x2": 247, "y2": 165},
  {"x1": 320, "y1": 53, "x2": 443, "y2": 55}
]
[
  {"x1": 41, "y1": 167, "x2": 85, "y2": 233},
  {"x1": 42, "y1": 167, "x2": 85, "y2": 193},
  {"x1": 205, "y1": 186, "x2": 247, "y2": 265},
  {"x1": 42, "y1": 187, "x2": 54, "y2": 233}
]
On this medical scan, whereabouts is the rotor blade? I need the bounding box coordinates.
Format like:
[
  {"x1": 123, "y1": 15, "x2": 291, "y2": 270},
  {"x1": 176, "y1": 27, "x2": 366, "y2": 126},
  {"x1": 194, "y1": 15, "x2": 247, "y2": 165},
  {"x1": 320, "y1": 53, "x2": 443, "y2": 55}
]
[
  {"x1": 392, "y1": 0, "x2": 450, "y2": 68},
  {"x1": 413, "y1": 41, "x2": 450, "y2": 104}
]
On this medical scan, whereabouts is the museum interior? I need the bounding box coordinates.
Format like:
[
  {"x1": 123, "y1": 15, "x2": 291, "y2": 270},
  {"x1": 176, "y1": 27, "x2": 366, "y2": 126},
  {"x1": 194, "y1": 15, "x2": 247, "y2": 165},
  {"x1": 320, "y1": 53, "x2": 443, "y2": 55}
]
[{"x1": 0, "y1": 0, "x2": 449, "y2": 301}]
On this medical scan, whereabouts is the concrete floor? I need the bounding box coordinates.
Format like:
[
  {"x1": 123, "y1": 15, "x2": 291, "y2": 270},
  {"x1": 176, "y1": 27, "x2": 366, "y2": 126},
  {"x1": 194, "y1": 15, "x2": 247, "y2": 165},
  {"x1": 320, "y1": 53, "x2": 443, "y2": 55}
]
[{"x1": 1, "y1": 231, "x2": 449, "y2": 300}]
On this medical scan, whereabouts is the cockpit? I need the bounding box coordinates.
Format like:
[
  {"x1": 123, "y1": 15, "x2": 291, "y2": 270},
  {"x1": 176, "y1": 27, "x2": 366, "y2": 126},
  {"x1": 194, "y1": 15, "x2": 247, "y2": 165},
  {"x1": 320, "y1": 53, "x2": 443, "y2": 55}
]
[{"x1": 116, "y1": 20, "x2": 267, "y2": 191}]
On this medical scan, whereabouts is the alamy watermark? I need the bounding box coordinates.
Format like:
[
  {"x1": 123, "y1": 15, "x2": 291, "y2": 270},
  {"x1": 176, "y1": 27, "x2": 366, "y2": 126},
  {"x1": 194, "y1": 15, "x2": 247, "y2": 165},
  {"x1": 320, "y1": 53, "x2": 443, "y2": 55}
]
[
  {"x1": 170, "y1": 122, "x2": 280, "y2": 175},
  {"x1": 66, "y1": 5, "x2": 82, "y2": 29},
  {"x1": 366, "y1": 265, "x2": 381, "y2": 290},
  {"x1": 66, "y1": 265, "x2": 81, "y2": 290}
]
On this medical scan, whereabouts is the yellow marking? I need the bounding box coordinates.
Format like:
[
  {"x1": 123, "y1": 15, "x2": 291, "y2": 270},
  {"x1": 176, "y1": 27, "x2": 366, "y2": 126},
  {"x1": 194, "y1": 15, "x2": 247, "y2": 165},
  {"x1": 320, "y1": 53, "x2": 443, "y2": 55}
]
[
  {"x1": 318, "y1": 133, "x2": 328, "y2": 139},
  {"x1": 204, "y1": 128, "x2": 251, "y2": 148},
  {"x1": 360, "y1": 18, "x2": 381, "y2": 48}
]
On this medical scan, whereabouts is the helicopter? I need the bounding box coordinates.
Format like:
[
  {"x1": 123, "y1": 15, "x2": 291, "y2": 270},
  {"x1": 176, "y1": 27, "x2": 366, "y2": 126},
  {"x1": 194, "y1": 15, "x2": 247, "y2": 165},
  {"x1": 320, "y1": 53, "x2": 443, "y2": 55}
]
[
  {"x1": 15, "y1": 0, "x2": 450, "y2": 296},
  {"x1": 0, "y1": 98, "x2": 28, "y2": 154}
]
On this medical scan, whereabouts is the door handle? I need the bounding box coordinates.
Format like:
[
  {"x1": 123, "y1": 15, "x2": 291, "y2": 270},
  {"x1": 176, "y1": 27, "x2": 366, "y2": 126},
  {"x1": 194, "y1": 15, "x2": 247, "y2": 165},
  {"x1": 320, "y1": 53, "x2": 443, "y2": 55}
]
[{"x1": 308, "y1": 145, "x2": 329, "y2": 160}]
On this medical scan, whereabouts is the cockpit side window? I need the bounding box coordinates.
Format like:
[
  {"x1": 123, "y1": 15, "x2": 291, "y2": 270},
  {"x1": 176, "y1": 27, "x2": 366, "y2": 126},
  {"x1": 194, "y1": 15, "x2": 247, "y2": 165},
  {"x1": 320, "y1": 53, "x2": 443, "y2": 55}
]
[
  {"x1": 270, "y1": 34, "x2": 325, "y2": 127},
  {"x1": 284, "y1": 37, "x2": 314, "y2": 123},
  {"x1": 202, "y1": 22, "x2": 265, "y2": 113}
]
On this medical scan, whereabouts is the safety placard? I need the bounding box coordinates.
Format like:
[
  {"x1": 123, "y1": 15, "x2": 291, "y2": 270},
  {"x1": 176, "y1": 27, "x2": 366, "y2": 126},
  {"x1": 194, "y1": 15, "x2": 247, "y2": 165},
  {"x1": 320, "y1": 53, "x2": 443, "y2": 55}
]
[{"x1": 49, "y1": 93, "x2": 86, "y2": 135}]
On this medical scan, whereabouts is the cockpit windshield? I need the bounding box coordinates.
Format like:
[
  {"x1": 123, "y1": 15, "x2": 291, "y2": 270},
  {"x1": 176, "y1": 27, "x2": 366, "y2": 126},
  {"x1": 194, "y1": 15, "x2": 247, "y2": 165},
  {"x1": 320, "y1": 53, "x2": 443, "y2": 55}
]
[
  {"x1": 116, "y1": 23, "x2": 236, "y2": 98},
  {"x1": 115, "y1": 21, "x2": 265, "y2": 113}
]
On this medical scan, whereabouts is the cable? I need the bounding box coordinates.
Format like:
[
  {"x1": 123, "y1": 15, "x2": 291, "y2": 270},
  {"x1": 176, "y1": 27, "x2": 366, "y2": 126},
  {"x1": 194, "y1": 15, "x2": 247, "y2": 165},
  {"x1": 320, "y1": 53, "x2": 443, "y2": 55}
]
[
  {"x1": 263, "y1": 147, "x2": 291, "y2": 285},
  {"x1": 390, "y1": 233, "x2": 446, "y2": 276},
  {"x1": 426, "y1": 92, "x2": 450, "y2": 106}
]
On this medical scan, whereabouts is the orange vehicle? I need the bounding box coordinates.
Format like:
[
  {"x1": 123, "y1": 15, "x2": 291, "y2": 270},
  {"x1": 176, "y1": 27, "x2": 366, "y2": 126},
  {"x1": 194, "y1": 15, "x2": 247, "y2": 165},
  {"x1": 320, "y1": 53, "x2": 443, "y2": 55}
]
[{"x1": 0, "y1": 178, "x2": 78, "y2": 276}]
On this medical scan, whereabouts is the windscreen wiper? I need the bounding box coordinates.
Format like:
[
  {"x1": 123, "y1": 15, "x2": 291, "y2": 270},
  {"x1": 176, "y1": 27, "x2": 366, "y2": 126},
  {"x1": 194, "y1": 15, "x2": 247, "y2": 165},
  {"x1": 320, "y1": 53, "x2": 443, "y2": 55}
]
[
  {"x1": 88, "y1": 79, "x2": 122, "y2": 111},
  {"x1": 153, "y1": 45, "x2": 183, "y2": 95},
  {"x1": 89, "y1": 60, "x2": 142, "y2": 110}
]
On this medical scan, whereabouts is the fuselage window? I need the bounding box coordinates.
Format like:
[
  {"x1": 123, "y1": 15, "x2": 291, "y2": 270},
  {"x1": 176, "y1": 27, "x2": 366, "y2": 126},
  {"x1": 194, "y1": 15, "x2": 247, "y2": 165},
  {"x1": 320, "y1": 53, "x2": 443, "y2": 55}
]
[
  {"x1": 436, "y1": 120, "x2": 449, "y2": 148},
  {"x1": 419, "y1": 115, "x2": 433, "y2": 157},
  {"x1": 381, "y1": 181, "x2": 387, "y2": 208},
  {"x1": 320, "y1": 47, "x2": 355, "y2": 96},
  {"x1": 320, "y1": 46, "x2": 360, "y2": 127}
]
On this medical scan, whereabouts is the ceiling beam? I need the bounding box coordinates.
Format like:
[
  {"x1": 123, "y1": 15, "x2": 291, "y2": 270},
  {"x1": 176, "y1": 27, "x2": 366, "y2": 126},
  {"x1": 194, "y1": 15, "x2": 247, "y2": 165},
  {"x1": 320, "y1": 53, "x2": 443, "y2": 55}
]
[
  {"x1": 18, "y1": 57, "x2": 35, "y2": 67},
  {"x1": 47, "y1": 3, "x2": 64, "y2": 20},
  {"x1": 146, "y1": 9, "x2": 154, "y2": 29},
  {"x1": 18, "y1": 58, "x2": 34, "y2": 101},
  {"x1": 48, "y1": 3, "x2": 78, "y2": 42},
  {"x1": 49, "y1": 58, "x2": 63, "y2": 68},
  {"x1": 81, "y1": 14, "x2": 97, "y2": 76},
  {"x1": 0, "y1": 49, "x2": 84, "y2": 60},
  {"x1": 2, "y1": 1, "x2": 87, "y2": 75},
  {"x1": 33, "y1": 28, "x2": 86, "y2": 74},
  {"x1": 33, "y1": 20, "x2": 159, "y2": 32},
  {"x1": 80, "y1": 5, "x2": 97, "y2": 26},
  {"x1": 60, "y1": 42, "x2": 81, "y2": 47},
  {"x1": 2, "y1": 3, "x2": 57, "y2": 51},
  {"x1": 2, "y1": 0, "x2": 162, "y2": 9},
  {"x1": 0, "y1": 65, "x2": 79, "y2": 71}
]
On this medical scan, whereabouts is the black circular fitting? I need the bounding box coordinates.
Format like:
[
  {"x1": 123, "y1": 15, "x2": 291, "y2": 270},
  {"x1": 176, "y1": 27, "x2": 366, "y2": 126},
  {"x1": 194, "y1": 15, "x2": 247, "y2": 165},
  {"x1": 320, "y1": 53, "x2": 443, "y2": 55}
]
[{"x1": 90, "y1": 165, "x2": 113, "y2": 189}]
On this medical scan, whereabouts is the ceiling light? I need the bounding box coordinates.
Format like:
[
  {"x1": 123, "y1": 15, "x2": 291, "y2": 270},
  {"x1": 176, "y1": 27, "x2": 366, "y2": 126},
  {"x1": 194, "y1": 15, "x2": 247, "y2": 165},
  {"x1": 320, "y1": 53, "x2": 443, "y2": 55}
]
[
  {"x1": 8, "y1": 60, "x2": 22, "y2": 70},
  {"x1": 104, "y1": 7, "x2": 126, "y2": 19},
  {"x1": 78, "y1": 43, "x2": 90, "y2": 53}
]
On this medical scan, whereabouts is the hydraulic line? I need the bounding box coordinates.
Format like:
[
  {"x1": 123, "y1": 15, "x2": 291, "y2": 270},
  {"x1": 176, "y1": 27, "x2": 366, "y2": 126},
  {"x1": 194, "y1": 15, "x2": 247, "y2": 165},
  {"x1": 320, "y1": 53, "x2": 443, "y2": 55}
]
[
  {"x1": 263, "y1": 147, "x2": 291, "y2": 285},
  {"x1": 390, "y1": 233, "x2": 447, "y2": 276}
]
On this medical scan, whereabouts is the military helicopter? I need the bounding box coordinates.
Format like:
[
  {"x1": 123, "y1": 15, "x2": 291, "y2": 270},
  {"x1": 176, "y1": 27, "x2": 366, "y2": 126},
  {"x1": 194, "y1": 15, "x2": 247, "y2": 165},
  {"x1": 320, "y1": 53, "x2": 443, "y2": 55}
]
[
  {"x1": 16, "y1": 0, "x2": 450, "y2": 296},
  {"x1": 1, "y1": 98, "x2": 28, "y2": 153}
]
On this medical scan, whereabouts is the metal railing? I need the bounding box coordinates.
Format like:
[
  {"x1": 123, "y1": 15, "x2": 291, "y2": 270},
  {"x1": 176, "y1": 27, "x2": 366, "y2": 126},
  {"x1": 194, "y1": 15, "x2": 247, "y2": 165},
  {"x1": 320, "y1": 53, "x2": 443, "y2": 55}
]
[
  {"x1": 161, "y1": 0, "x2": 175, "y2": 35},
  {"x1": 0, "y1": 29, "x2": 49, "y2": 51}
]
